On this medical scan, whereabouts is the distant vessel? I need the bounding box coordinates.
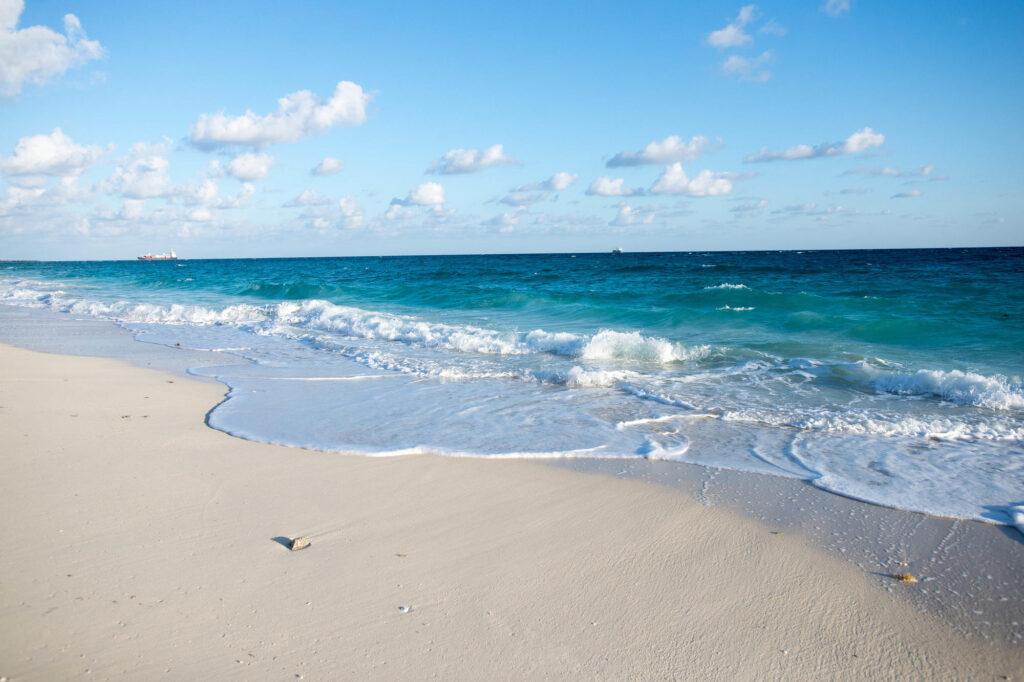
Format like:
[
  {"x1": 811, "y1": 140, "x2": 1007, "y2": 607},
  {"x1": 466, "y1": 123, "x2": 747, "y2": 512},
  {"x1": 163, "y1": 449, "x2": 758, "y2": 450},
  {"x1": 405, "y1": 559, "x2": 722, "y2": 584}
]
[
  {"x1": 138, "y1": 250, "x2": 177, "y2": 261},
  {"x1": 611, "y1": 247, "x2": 623, "y2": 254}
]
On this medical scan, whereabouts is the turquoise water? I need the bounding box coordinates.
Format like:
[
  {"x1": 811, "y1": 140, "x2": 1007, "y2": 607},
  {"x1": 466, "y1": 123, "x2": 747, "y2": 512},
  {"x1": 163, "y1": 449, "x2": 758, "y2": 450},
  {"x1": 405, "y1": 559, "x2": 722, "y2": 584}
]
[{"x1": 2, "y1": 248, "x2": 1022, "y2": 523}]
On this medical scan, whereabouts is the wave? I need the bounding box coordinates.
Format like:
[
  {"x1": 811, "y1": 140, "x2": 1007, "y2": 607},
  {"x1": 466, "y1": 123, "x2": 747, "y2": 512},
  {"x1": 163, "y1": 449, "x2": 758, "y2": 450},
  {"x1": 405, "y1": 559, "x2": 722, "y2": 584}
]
[
  {"x1": 0, "y1": 278, "x2": 708, "y2": 367},
  {"x1": 704, "y1": 282, "x2": 749, "y2": 290},
  {"x1": 868, "y1": 366, "x2": 1024, "y2": 411}
]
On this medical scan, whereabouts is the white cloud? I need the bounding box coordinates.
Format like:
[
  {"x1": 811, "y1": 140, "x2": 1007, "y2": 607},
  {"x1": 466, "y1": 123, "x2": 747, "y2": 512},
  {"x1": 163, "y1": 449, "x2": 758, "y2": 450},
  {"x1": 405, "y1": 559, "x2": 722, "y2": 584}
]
[
  {"x1": 1, "y1": 127, "x2": 108, "y2": 176},
  {"x1": 188, "y1": 207, "x2": 213, "y2": 222},
  {"x1": 609, "y1": 204, "x2": 655, "y2": 227},
  {"x1": 545, "y1": 171, "x2": 578, "y2": 191},
  {"x1": 283, "y1": 189, "x2": 332, "y2": 207},
  {"x1": 227, "y1": 152, "x2": 274, "y2": 181},
  {"x1": 891, "y1": 190, "x2": 923, "y2": 199},
  {"x1": 607, "y1": 135, "x2": 719, "y2": 167},
  {"x1": 823, "y1": 0, "x2": 851, "y2": 17},
  {"x1": 173, "y1": 178, "x2": 219, "y2": 206},
  {"x1": 707, "y1": 5, "x2": 756, "y2": 48},
  {"x1": 771, "y1": 202, "x2": 859, "y2": 219},
  {"x1": 189, "y1": 81, "x2": 371, "y2": 149},
  {"x1": 0, "y1": 175, "x2": 87, "y2": 213},
  {"x1": 842, "y1": 127, "x2": 885, "y2": 154},
  {"x1": 0, "y1": 0, "x2": 104, "y2": 96},
  {"x1": 311, "y1": 157, "x2": 343, "y2": 175},
  {"x1": 513, "y1": 171, "x2": 578, "y2": 193},
  {"x1": 338, "y1": 196, "x2": 363, "y2": 228},
  {"x1": 500, "y1": 172, "x2": 578, "y2": 206},
  {"x1": 721, "y1": 50, "x2": 773, "y2": 82},
  {"x1": 428, "y1": 144, "x2": 517, "y2": 174},
  {"x1": 650, "y1": 164, "x2": 734, "y2": 196},
  {"x1": 745, "y1": 127, "x2": 885, "y2": 162},
  {"x1": 500, "y1": 191, "x2": 547, "y2": 207},
  {"x1": 759, "y1": 20, "x2": 787, "y2": 36},
  {"x1": 586, "y1": 176, "x2": 637, "y2": 197},
  {"x1": 384, "y1": 204, "x2": 413, "y2": 221},
  {"x1": 393, "y1": 181, "x2": 445, "y2": 206},
  {"x1": 730, "y1": 198, "x2": 769, "y2": 216},
  {"x1": 103, "y1": 141, "x2": 171, "y2": 199},
  {"x1": 218, "y1": 183, "x2": 255, "y2": 209},
  {"x1": 484, "y1": 210, "x2": 524, "y2": 231}
]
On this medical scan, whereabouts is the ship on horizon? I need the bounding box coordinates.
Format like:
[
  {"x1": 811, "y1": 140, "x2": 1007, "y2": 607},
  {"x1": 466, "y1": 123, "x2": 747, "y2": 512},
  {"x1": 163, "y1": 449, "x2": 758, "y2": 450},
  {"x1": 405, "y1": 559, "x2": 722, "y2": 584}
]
[{"x1": 138, "y1": 250, "x2": 177, "y2": 261}]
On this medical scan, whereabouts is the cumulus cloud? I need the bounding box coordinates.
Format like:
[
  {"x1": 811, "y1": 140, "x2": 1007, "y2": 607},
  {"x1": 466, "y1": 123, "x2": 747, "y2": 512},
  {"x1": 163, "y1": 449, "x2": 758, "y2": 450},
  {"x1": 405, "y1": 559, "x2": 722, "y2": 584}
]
[
  {"x1": 484, "y1": 209, "x2": 525, "y2": 231},
  {"x1": 759, "y1": 20, "x2": 787, "y2": 36},
  {"x1": 721, "y1": 50, "x2": 773, "y2": 81},
  {"x1": 227, "y1": 152, "x2": 274, "y2": 181},
  {"x1": 650, "y1": 164, "x2": 734, "y2": 196},
  {"x1": 891, "y1": 190, "x2": 923, "y2": 199},
  {"x1": 745, "y1": 127, "x2": 884, "y2": 162},
  {"x1": 707, "y1": 5, "x2": 756, "y2": 48},
  {"x1": 338, "y1": 196, "x2": 363, "y2": 228},
  {"x1": 546, "y1": 171, "x2": 578, "y2": 191},
  {"x1": 500, "y1": 172, "x2": 578, "y2": 206},
  {"x1": 283, "y1": 189, "x2": 332, "y2": 207},
  {"x1": 427, "y1": 144, "x2": 517, "y2": 174},
  {"x1": 607, "y1": 135, "x2": 719, "y2": 167},
  {"x1": 172, "y1": 178, "x2": 219, "y2": 206},
  {"x1": 609, "y1": 204, "x2": 655, "y2": 227},
  {"x1": 0, "y1": 175, "x2": 87, "y2": 214},
  {"x1": 586, "y1": 176, "x2": 638, "y2": 197},
  {"x1": 218, "y1": 182, "x2": 255, "y2": 209},
  {"x1": 189, "y1": 81, "x2": 371, "y2": 149},
  {"x1": 311, "y1": 157, "x2": 343, "y2": 175},
  {"x1": 0, "y1": 0, "x2": 104, "y2": 96},
  {"x1": 103, "y1": 141, "x2": 171, "y2": 199},
  {"x1": 289, "y1": 192, "x2": 363, "y2": 230},
  {"x1": 513, "y1": 171, "x2": 578, "y2": 193},
  {"x1": 823, "y1": 0, "x2": 851, "y2": 17},
  {"x1": 0, "y1": 127, "x2": 108, "y2": 177},
  {"x1": 392, "y1": 182, "x2": 445, "y2": 206}
]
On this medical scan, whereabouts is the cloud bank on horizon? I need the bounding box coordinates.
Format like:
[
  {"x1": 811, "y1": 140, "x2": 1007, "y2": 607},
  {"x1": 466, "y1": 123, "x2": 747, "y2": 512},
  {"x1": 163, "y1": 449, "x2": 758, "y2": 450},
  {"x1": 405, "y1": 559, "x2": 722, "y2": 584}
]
[{"x1": 0, "y1": 0, "x2": 1018, "y2": 256}]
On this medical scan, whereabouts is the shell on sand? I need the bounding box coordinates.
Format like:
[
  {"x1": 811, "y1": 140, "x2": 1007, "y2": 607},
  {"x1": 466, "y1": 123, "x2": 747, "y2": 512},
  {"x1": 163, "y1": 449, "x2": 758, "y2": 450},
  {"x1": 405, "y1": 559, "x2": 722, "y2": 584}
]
[{"x1": 289, "y1": 537, "x2": 311, "y2": 551}]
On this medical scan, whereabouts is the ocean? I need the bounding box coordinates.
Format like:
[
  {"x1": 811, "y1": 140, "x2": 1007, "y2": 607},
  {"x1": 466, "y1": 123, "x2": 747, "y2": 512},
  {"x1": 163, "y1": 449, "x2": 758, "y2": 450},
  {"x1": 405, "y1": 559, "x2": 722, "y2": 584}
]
[{"x1": 2, "y1": 248, "x2": 1021, "y2": 525}]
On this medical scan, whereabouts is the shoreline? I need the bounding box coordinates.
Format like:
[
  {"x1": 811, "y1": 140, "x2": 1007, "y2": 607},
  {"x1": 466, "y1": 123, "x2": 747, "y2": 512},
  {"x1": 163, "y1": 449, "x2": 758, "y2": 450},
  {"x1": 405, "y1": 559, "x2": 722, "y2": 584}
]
[
  {"x1": 1, "y1": 341, "x2": 1022, "y2": 678},
  {"x1": 3, "y1": 305, "x2": 1022, "y2": 641}
]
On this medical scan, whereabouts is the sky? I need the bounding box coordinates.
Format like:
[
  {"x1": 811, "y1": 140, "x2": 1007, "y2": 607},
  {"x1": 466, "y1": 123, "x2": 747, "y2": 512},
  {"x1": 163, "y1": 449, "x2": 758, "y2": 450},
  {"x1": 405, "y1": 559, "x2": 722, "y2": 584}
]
[{"x1": 0, "y1": 0, "x2": 1021, "y2": 259}]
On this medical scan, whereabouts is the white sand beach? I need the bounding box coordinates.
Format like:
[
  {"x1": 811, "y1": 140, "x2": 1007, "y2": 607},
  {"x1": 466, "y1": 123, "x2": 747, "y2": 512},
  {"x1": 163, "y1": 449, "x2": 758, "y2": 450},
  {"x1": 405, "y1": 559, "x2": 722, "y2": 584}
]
[{"x1": 1, "y1": 343, "x2": 1021, "y2": 680}]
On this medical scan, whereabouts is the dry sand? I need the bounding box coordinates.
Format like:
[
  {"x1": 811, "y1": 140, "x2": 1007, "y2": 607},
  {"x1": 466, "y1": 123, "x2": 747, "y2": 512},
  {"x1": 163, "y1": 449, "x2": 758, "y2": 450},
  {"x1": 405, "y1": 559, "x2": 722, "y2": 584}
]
[{"x1": 0, "y1": 343, "x2": 1020, "y2": 680}]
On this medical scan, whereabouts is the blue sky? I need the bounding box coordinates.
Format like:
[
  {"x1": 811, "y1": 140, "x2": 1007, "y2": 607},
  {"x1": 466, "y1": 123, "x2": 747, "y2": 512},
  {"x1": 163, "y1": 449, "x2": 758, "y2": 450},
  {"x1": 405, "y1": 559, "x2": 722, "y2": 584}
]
[{"x1": 0, "y1": 0, "x2": 1021, "y2": 259}]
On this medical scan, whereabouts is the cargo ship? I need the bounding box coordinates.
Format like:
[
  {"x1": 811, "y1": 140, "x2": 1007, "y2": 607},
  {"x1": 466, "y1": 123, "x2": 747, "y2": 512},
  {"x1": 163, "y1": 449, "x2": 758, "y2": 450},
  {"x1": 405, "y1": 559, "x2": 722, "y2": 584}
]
[{"x1": 138, "y1": 250, "x2": 177, "y2": 261}]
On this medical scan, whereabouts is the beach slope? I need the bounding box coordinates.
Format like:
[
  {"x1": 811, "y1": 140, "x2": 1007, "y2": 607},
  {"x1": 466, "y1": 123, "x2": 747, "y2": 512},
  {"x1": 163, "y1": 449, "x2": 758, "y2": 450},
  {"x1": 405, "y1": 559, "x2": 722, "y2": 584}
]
[{"x1": 0, "y1": 344, "x2": 1018, "y2": 679}]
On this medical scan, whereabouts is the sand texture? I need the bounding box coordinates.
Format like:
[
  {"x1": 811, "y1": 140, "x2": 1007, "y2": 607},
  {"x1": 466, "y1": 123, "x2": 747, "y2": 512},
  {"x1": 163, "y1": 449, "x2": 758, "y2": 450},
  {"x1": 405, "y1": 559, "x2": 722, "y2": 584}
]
[{"x1": 0, "y1": 344, "x2": 1020, "y2": 680}]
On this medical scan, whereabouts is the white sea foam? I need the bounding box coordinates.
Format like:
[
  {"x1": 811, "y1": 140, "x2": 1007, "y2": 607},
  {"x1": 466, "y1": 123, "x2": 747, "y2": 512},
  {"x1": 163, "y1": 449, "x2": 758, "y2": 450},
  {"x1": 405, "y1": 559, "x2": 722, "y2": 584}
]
[
  {"x1": 0, "y1": 279, "x2": 708, "y2": 368},
  {"x1": 717, "y1": 305, "x2": 754, "y2": 311},
  {"x1": 704, "y1": 282, "x2": 749, "y2": 290},
  {"x1": 856, "y1": 363, "x2": 1024, "y2": 411}
]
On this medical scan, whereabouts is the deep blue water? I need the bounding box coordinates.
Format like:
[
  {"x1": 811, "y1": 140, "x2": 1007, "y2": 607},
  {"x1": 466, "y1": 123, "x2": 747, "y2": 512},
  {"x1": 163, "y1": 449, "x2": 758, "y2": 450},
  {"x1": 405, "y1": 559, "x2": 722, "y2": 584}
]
[{"x1": 2, "y1": 248, "x2": 1022, "y2": 523}]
